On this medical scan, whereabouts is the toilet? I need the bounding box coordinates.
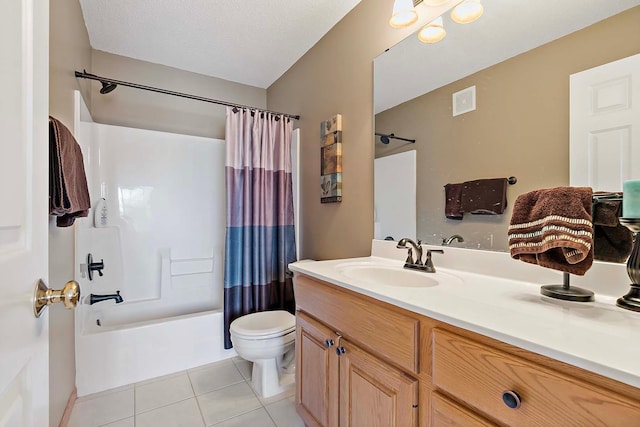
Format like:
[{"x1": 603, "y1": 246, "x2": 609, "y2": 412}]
[{"x1": 230, "y1": 310, "x2": 296, "y2": 398}]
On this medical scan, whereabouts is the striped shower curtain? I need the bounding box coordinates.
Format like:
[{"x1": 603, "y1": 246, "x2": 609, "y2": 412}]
[{"x1": 223, "y1": 107, "x2": 297, "y2": 349}]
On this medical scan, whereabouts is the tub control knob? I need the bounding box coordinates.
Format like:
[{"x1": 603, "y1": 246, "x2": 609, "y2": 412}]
[
  {"x1": 33, "y1": 279, "x2": 81, "y2": 318},
  {"x1": 502, "y1": 390, "x2": 522, "y2": 409},
  {"x1": 324, "y1": 339, "x2": 334, "y2": 348},
  {"x1": 87, "y1": 253, "x2": 105, "y2": 281}
]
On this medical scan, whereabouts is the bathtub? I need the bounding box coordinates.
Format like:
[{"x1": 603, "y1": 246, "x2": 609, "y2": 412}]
[
  {"x1": 73, "y1": 105, "x2": 234, "y2": 397},
  {"x1": 75, "y1": 308, "x2": 235, "y2": 397}
]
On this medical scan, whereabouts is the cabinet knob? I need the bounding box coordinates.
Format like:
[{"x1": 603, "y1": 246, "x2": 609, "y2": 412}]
[
  {"x1": 336, "y1": 346, "x2": 346, "y2": 356},
  {"x1": 324, "y1": 339, "x2": 334, "y2": 348},
  {"x1": 502, "y1": 390, "x2": 522, "y2": 409}
]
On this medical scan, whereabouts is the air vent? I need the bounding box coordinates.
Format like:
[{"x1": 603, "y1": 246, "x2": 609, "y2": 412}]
[{"x1": 452, "y1": 86, "x2": 476, "y2": 116}]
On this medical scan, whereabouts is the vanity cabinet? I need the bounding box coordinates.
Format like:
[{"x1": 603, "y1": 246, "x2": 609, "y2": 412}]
[
  {"x1": 295, "y1": 275, "x2": 419, "y2": 427},
  {"x1": 293, "y1": 273, "x2": 640, "y2": 426}
]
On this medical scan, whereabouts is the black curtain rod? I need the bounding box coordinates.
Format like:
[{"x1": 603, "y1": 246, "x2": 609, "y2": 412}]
[{"x1": 74, "y1": 70, "x2": 300, "y2": 121}]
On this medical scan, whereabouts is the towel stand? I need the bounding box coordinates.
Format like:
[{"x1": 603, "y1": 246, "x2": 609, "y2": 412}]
[
  {"x1": 536, "y1": 194, "x2": 623, "y2": 302},
  {"x1": 540, "y1": 272, "x2": 594, "y2": 302},
  {"x1": 592, "y1": 193, "x2": 623, "y2": 214}
]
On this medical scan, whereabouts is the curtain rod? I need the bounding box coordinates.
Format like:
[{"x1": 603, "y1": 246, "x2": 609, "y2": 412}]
[{"x1": 74, "y1": 70, "x2": 301, "y2": 121}]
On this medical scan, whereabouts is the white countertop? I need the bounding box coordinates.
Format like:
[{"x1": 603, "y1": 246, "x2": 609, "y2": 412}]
[{"x1": 289, "y1": 240, "x2": 640, "y2": 389}]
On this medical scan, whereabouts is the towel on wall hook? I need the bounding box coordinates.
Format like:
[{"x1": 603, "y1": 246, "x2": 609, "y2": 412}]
[{"x1": 49, "y1": 116, "x2": 91, "y2": 227}]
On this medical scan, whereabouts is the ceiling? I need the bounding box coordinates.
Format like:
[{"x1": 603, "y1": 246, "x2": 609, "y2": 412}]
[
  {"x1": 375, "y1": 0, "x2": 640, "y2": 113},
  {"x1": 79, "y1": 0, "x2": 362, "y2": 89}
]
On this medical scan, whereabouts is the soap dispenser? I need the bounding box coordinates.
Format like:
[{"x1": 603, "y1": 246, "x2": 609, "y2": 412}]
[{"x1": 94, "y1": 183, "x2": 108, "y2": 228}]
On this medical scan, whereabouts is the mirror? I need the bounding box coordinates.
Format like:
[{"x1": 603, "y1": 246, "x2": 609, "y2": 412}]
[{"x1": 373, "y1": 0, "x2": 640, "y2": 254}]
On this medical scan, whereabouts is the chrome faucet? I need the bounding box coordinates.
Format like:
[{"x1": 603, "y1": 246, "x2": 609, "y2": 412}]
[
  {"x1": 442, "y1": 234, "x2": 464, "y2": 246},
  {"x1": 397, "y1": 238, "x2": 423, "y2": 267},
  {"x1": 89, "y1": 291, "x2": 123, "y2": 305}
]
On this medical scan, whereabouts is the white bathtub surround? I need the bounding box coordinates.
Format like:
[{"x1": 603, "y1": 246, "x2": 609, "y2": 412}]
[
  {"x1": 73, "y1": 92, "x2": 232, "y2": 396},
  {"x1": 75, "y1": 119, "x2": 226, "y2": 308},
  {"x1": 289, "y1": 239, "x2": 640, "y2": 389},
  {"x1": 67, "y1": 358, "x2": 303, "y2": 427}
]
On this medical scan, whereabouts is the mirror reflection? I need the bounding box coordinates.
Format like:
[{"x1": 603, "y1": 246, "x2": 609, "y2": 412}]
[{"x1": 373, "y1": 1, "x2": 640, "y2": 255}]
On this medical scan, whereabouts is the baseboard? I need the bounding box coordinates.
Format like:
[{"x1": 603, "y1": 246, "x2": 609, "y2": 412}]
[{"x1": 59, "y1": 387, "x2": 77, "y2": 427}]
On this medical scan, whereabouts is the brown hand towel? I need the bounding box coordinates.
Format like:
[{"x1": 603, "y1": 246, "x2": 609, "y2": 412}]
[
  {"x1": 593, "y1": 192, "x2": 632, "y2": 263},
  {"x1": 460, "y1": 178, "x2": 508, "y2": 215},
  {"x1": 508, "y1": 186, "x2": 593, "y2": 275},
  {"x1": 49, "y1": 116, "x2": 91, "y2": 227},
  {"x1": 444, "y1": 183, "x2": 463, "y2": 220}
]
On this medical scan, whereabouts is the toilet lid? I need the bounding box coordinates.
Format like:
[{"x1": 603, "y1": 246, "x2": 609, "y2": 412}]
[{"x1": 230, "y1": 310, "x2": 296, "y2": 339}]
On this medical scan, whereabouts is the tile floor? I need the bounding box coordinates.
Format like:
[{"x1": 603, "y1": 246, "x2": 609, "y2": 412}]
[{"x1": 67, "y1": 357, "x2": 304, "y2": 427}]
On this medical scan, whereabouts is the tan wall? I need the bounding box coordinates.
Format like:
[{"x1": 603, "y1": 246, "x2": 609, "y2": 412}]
[
  {"x1": 375, "y1": 7, "x2": 640, "y2": 251},
  {"x1": 90, "y1": 50, "x2": 267, "y2": 139},
  {"x1": 49, "y1": 0, "x2": 92, "y2": 425},
  {"x1": 266, "y1": 0, "x2": 447, "y2": 260}
]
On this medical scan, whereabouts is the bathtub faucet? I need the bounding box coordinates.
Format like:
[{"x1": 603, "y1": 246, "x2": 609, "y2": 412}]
[{"x1": 89, "y1": 291, "x2": 123, "y2": 305}]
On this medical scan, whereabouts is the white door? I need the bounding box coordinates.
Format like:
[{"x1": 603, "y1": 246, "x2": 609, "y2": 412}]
[
  {"x1": 374, "y1": 151, "x2": 416, "y2": 241},
  {"x1": 0, "y1": 1, "x2": 50, "y2": 426},
  {"x1": 570, "y1": 53, "x2": 640, "y2": 191}
]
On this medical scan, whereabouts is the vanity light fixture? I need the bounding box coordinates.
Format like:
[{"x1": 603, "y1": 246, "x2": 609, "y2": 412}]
[
  {"x1": 450, "y1": 0, "x2": 484, "y2": 24},
  {"x1": 418, "y1": 16, "x2": 446, "y2": 43},
  {"x1": 389, "y1": 0, "x2": 419, "y2": 28}
]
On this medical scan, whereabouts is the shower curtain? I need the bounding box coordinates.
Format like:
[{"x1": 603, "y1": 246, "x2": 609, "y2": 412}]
[{"x1": 223, "y1": 107, "x2": 297, "y2": 349}]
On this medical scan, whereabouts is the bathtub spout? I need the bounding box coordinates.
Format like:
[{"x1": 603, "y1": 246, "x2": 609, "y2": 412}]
[{"x1": 89, "y1": 291, "x2": 123, "y2": 305}]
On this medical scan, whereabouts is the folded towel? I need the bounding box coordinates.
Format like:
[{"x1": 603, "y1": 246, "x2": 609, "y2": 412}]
[
  {"x1": 460, "y1": 178, "x2": 508, "y2": 215},
  {"x1": 593, "y1": 192, "x2": 632, "y2": 263},
  {"x1": 444, "y1": 183, "x2": 464, "y2": 220},
  {"x1": 508, "y1": 186, "x2": 593, "y2": 275},
  {"x1": 49, "y1": 117, "x2": 91, "y2": 227}
]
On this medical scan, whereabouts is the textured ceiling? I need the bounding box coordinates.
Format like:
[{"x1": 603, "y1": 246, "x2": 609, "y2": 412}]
[
  {"x1": 79, "y1": 0, "x2": 362, "y2": 88},
  {"x1": 375, "y1": 0, "x2": 640, "y2": 113}
]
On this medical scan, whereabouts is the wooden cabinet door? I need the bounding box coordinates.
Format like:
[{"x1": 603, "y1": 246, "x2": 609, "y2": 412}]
[
  {"x1": 296, "y1": 312, "x2": 339, "y2": 427},
  {"x1": 338, "y1": 338, "x2": 418, "y2": 427}
]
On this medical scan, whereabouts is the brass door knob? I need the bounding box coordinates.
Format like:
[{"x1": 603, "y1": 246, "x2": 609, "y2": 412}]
[{"x1": 33, "y1": 279, "x2": 81, "y2": 318}]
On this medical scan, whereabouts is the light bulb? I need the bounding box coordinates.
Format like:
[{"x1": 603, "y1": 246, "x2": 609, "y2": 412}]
[
  {"x1": 418, "y1": 16, "x2": 446, "y2": 43},
  {"x1": 451, "y1": 0, "x2": 484, "y2": 24},
  {"x1": 389, "y1": 0, "x2": 419, "y2": 28}
]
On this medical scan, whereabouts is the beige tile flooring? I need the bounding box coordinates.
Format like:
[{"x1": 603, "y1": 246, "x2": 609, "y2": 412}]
[{"x1": 67, "y1": 357, "x2": 304, "y2": 427}]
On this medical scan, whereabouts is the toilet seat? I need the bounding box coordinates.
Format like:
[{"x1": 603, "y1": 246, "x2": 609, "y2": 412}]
[{"x1": 230, "y1": 310, "x2": 295, "y2": 340}]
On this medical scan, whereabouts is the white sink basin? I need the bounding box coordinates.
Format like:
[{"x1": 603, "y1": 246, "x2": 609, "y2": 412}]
[{"x1": 336, "y1": 263, "x2": 463, "y2": 288}]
